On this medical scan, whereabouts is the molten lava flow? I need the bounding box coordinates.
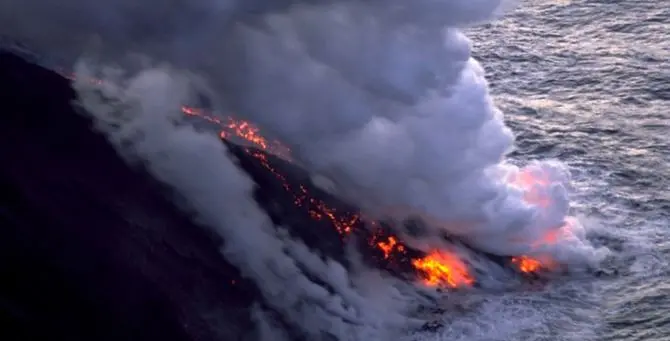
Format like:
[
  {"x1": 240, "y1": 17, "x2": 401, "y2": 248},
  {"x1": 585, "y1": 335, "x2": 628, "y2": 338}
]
[
  {"x1": 64, "y1": 71, "x2": 475, "y2": 289},
  {"x1": 61, "y1": 69, "x2": 291, "y2": 158},
  {"x1": 377, "y1": 236, "x2": 402, "y2": 259},
  {"x1": 511, "y1": 256, "x2": 543, "y2": 273},
  {"x1": 181, "y1": 106, "x2": 292, "y2": 160},
  {"x1": 412, "y1": 250, "x2": 475, "y2": 288},
  {"x1": 183, "y1": 106, "x2": 475, "y2": 288}
]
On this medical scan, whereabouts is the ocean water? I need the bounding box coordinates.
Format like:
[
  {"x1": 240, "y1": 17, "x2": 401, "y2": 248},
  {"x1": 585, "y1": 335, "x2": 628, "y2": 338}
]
[{"x1": 444, "y1": 0, "x2": 669, "y2": 340}]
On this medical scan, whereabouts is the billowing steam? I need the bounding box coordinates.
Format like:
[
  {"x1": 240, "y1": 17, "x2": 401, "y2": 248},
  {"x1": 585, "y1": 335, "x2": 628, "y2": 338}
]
[
  {"x1": 0, "y1": 0, "x2": 603, "y2": 262},
  {"x1": 212, "y1": 3, "x2": 604, "y2": 263},
  {"x1": 224, "y1": 2, "x2": 607, "y2": 264}
]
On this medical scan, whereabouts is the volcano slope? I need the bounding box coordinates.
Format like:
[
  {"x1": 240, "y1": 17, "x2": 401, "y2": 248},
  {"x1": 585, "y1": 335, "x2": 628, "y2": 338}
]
[
  {"x1": 0, "y1": 50, "x2": 523, "y2": 341},
  {"x1": 0, "y1": 50, "x2": 265, "y2": 341}
]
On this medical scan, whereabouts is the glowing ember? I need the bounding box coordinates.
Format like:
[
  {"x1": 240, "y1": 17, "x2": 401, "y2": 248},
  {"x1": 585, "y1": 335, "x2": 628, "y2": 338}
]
[
  {"x1": 181, "y1": 106, "x2": 292, "y2": 160},
  {"x1": 311, "y1": 201, "x2": 358, "y2": 235},
  {"x1": 412, "y1": 250, "x2": 475, "y2": 288},
  {"x1": 511, "y1": 256, "x2": 543, "y2": 273},
  {"x1": 377, "y1": 236, "x2": 404, "y2": 259}
]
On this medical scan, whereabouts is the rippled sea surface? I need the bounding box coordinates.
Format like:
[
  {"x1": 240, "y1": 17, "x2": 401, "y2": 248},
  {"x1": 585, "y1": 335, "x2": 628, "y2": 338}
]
[{"x1": 457, "y1": 1, "x2": 669, "y2": 340}]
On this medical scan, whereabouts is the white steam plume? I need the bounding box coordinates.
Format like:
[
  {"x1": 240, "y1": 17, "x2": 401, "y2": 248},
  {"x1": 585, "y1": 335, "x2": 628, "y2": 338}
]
[
  {"x1": 210, "y1": 2, "x2": 603, "y2": 263},
  {"x1": 72, "y1": 63, "x2": 422, "y2": 340},
  {"x1": 1, "y1": 0, "x2": 605, "y2": 261}
]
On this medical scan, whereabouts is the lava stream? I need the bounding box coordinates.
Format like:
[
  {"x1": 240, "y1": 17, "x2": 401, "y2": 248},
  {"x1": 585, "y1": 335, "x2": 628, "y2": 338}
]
[
  {"x1": 412, "y1": 251, "x2": 475, "y2": 288},
  {"x1": 195, "y1": 106, "x2": 482, "y2": 287},
  {"x1": 65, "y1": 69, "x2": 551, "y2": 287},
  {"x1": 181, "y1": 106, "x2": 292, "y2": 160},
  {"x1": 181, "y1": 104, "x2": 479, "y2": 288}
]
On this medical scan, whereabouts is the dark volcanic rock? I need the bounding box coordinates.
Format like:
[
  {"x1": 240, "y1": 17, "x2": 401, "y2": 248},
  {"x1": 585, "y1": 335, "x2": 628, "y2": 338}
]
[{"x1": 0, "y1": 51, "x2": 258, "y2": 341}]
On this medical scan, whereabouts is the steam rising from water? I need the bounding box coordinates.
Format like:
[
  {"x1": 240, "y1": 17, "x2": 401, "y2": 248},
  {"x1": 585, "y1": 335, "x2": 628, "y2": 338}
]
[
  {"x1": 213, "y1": 1, "x2": 601, "y2": 263},
  {"x1": 0, "y1": 0, "x2": 606, "y2": 263}
]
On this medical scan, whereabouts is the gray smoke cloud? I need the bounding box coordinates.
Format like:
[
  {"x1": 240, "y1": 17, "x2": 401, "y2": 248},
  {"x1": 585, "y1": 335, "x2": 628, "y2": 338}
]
[
  {"x1": 1, "y1": 0, "x2": 606, "y2": 262},
  {"x1": 72, "y1": 63, "x2": 426, "y2": 340},
  {"x1": 202, "y1": 0, "x2": 601, "y2": 263}
]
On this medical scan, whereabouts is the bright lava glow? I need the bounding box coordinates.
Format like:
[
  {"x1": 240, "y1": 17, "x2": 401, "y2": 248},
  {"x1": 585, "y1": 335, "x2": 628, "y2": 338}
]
[
  {"x1": 412, "y1": 250, "x2": 475, "y2": 287},
  {"x1": 63, "y1": 70, "x2": 557, "y2": 287},
  {"x1": 181, "y1": 105, "x2": 478, "y2": 287}
]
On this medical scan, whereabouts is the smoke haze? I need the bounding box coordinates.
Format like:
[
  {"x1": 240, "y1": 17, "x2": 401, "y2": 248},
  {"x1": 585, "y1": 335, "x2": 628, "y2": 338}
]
[{"x1": 0, "y1": 0, "x2": 607, "y2": 261}]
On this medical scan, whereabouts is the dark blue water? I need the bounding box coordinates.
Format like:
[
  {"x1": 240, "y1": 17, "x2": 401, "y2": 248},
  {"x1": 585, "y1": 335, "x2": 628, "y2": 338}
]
[{"x1": 444, "y1": 1, "x2": 669, "y2": 340}]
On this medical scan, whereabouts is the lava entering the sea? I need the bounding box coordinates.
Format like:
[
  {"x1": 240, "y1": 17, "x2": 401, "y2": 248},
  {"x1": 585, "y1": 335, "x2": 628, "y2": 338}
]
[
  {"x1": 506, "y1": 169, "x2": 578, "y2": 274},
  {"x1": 180, "y1": 104, "x2": 482, "y2": 287},
  {"x1": 65, "y1": 70, "x2": 560, "y2": 288},
  {"x1": 178, "y1": 104, "x2": 560, "y2": 286}
]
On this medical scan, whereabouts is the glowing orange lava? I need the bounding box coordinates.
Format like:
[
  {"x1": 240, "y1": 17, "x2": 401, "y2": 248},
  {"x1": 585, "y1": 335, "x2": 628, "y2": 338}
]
[
  {"x1": 64, "y1": 71, "x2": 543, "y2": 288},
  {"x1": 181, "y1": 106, "x2": 477, "y2": 288},
  {"x1": 377, "y1": 236, "x2": 404, "y2": 259},
  {"x1": 511, "y1": 256, "x2": 543, "y2": 273},
  {"x1": 412, "y1": 250, "x2": 475, "y2": 288},
  {"x1": 181, "y1": 106, "x2": 292, "y2": 160}
]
